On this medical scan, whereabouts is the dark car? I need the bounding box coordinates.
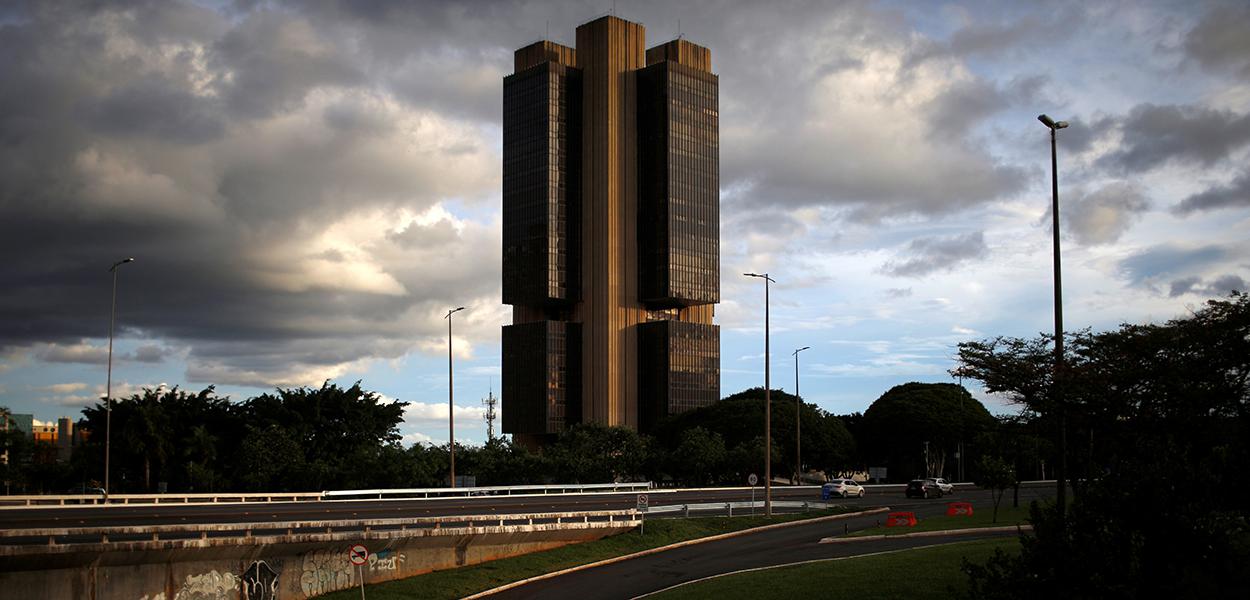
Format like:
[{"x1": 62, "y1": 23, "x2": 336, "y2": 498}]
[{"x1": 905, "y1": 479, "x2": 944, "y2": 499}]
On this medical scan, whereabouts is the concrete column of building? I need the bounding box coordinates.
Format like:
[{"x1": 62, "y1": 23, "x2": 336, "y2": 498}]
[{"x1": 575, "y1": 16, "x2": 647, "y2": 428}]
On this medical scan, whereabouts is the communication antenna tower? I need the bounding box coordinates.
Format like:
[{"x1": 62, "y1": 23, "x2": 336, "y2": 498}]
[{"x1": 482, "y1": 385, "x2": 498, "y2": 441}]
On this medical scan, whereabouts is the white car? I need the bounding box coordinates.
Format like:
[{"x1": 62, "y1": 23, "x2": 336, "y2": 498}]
[
  {"x1": 821, "y1": 479, "x2": 865, "y2": 499},
  {"x1": 925, "y1": 477, "x2": 955, "y2": 494}
]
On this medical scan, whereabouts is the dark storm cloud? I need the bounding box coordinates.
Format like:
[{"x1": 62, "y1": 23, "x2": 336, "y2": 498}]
[
  {"x1": 1098, "y1": 104, "x2": 1250, "y2": 173},
  {"x1": 881, "y1": 232, "x2": 989, "y2": 278},
  {"x1": 0, "y1": 0, "x2": 502, "y2": 386},
  {"x1": 903, "y1": 12, "x2": 1073, "y2": 69},
  {"x1": 1169, "y1": 274, "x2": 1248, "y2": 298},
  {"x1": 1118, "y1": 244, "x2": 1228, "y2": 287},
  {"x1": 210, "y1": 9, "x2": 364, "y2": 119},
  {"x1": 85, "y1": 76, "x2": 225, "y2": 143},
  {"x1": 1062, "y1": 182, "x2": 1149, "y2": 246},
  {"x1": 1175, "y1": 170, "x2": 1250, "y2": 215},
  {"x1": 1183, "y1": 4, "x2": 1250, "y2": 80}
]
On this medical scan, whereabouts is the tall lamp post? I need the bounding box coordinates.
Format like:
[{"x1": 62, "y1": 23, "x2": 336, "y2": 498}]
[
  {"x1": 792, "y1": 346, "x2": 809, "y2": 484},
  {"x1": 743, "y1": 272, "x2": 775, "y2": 516},
  {"x1": 105, "y1": 257, "x2": 134, "y2": 501},
  {"x1": 445, "y1": 306, "x2": 466, "y2": 488},
  {"x1": 1038, "y1": 114, "x2": 1069, "y2": 519}
]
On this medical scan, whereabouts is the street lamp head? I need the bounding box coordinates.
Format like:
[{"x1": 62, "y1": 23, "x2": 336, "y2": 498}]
[
  {"x1": 109, "y1": 257, "x2": 135, "y2": 272},
  {"x1": 1038, "y1": 114, "x2": 1069, "y2": 130},
  {"x1": 794, "y1": 346, "x2": 810, "y2": 355},
  {"x1": 445, "y1": 306, "x2": 466, "y2": 318}
]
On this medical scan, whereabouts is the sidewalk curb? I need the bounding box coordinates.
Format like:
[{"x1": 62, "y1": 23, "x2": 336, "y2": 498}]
[
  {"x1": 463, "y1": 507, "x2": 892, "y2": 599},
  {"x1": 818, "y1": 524, "x2": 1033, "y2": 544}
]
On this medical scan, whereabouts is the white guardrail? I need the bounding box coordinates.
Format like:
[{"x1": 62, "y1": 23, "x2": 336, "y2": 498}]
[
  {"x1": 0, "y1": 480, "x2": 1052, "y2": 509},
  {"x1": 644, "y1": 500, "x2": 833, "y2": 517},
  {"x1": 0, "y1": 482, "x2": 653, "y2": 508},
  {"x1": 0, "y1": 509, "x2": 640, "y2": 549}
]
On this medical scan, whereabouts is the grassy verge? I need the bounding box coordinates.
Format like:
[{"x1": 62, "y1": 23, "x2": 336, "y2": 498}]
[
  {"x1": 319, "y1": 508, "x2": 854, "y2": 600},
  {"x1": 849, "y1": 502, "x2": 1031, "y2": 536},
  {"x1": 650, "y1": 537, "x2": 1020, "y2": 600}
]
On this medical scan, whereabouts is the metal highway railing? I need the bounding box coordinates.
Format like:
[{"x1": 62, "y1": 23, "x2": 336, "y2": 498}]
[
  {"x1": 0, "y1": 509, "x2": 640, "y2": 548},
  {"x1": 643, "y1": 500, "x2": 834, "y2": 518},
  {"x1": 0, "y1": 482, "x2": 653, "y2": 508}
]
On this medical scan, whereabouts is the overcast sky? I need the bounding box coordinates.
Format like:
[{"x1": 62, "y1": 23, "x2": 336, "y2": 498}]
[{"x1": 2, "y1": 0, "x2": 1247, "y2": 447}]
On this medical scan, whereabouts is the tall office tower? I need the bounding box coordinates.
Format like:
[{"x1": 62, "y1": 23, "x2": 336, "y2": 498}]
[{"x1": 502, "y1": 16, "x2": 720, "y2": 448}]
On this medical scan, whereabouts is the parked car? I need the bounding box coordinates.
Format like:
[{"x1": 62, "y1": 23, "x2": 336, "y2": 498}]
[
  {"x1": 905, "y1": 479, "x2": 944, "y2": 499},
  {"x1": 65, "y1": 484, "x2": 105, "y2": 495},
  {"x1": 925, "y1": 477, "x2": 954, "y2": 494},
  {"x1": 821, "y1": 479, "x2": 865, "y2": 500}
]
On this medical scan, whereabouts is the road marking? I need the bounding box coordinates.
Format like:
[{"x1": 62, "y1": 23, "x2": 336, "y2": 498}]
[{"x1": 630, "y1": 541, "x2": 983, "y2": 599}]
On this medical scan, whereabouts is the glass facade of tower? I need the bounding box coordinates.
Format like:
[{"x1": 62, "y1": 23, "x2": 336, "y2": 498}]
[
  {"x1": 638, "y1": 319, "x2": 721, "y2": 431},
  {"x1": 502, "y1": 61, "x2": 581, "y2": 307},
  {"x1": 501, "y1": 321, "x2": 582, "y2": 435},
  {"x1": 502, "y1": 20, "x2": 720, "y2": 444},
  {"x1": 637, "y1": 61, "x2": 720, "y2": 308}
]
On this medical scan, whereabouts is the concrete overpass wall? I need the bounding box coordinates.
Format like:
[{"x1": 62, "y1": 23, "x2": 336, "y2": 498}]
[{"x1": 0, "y1": 521, "x2": 636, "y2": 599}]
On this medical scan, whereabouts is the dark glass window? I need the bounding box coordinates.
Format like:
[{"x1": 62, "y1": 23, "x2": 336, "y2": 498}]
[
  {"x1": 637, "y1": 61, "x2": 719, "y2": 308},
  {"x1": 503, "y1": 62, "x2": 581, "y2": 307},
  {"x1": 501, "y1": 321, "x2": 582, "y2": 435},
  {"x1": 637, "y1": 320, "x2": 720, "y2": 431}
]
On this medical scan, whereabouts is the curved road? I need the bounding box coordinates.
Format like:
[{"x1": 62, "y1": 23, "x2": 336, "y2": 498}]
[{"x1": 485, "y1": 488, "x2": 1046, "y2": 599}]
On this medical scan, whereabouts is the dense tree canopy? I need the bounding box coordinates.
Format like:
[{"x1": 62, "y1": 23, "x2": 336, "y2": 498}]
[
  {"x1": 860, "y1": 382, "x2": 994, "y2": 481},
  {"x1": 960, "y1": 292, "x2": 1250, "y2": 599}
]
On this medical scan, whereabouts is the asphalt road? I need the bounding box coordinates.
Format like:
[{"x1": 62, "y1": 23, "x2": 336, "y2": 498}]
[{"x1": 485, "y1": 491, "x2": 1044, "y2": 600}]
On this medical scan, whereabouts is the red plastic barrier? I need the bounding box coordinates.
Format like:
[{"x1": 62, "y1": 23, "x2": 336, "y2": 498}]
[
  {"x1": 885, "y1": 511, "x2": 917, "y2": 527},
  {"x1": 946, "y1": 502, "x2": 974, "y2": 516}
]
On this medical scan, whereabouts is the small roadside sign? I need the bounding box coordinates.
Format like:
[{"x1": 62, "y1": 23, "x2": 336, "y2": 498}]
[
  {"x1": 748, "y1": 473, "x2": 758, "y2": 486},
  {"x1": 349, "y1": 544, "x2": 369, "y2": 566},
  {"x1": 636, "y1": 494, "x2": 649, "y2": 511}
]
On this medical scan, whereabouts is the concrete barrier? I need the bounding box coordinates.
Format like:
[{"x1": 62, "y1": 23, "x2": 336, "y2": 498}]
[{"x1": 0, "y1": 511, "x2": 639, "y2": 599}]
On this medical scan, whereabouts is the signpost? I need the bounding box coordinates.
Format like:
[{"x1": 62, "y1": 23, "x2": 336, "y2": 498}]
[
  {"x1": 748, "y1": 473, "x2": 758, "y2": 515},
  {"x1": 348, "y1": 544, "x2": 368, "y2": 599},
  {"x1": 636, "y1": 494, "x2": 648, "y2": 535}
]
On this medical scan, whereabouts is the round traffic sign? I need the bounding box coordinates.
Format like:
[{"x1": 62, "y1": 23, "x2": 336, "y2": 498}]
[
  {"x1": 748, "y1": 473, "x2": 758, "y2": 486},
  {"x1": 348, "y1": 544, "x2": 369, "y2": 566}
]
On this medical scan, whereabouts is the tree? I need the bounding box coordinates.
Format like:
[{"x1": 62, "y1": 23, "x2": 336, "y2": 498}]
[
  {"x1": 547, "y1": 424, "x2": 648, "y2": 483},
  {"x1": 960, "y1": 292, "x2": 1250, "y2": 599},
  {"x1": 670, "y1": 427, "x2": 727, "y2": 486},
  {"x1": 653, "y1": 389, "x2": 855, "y2": 482},
  {"x1": 975, "y1": 455, "x2": 1015, "y2": 523},
  {"x1": 859, "y1": 383, "x2": 994, "y2": 481}
]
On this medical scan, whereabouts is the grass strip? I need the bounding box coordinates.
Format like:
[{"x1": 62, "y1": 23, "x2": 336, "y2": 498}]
[
  {"x1": 648, "y1": 537, "x2": 1020, "y2": 600},
  {"x1": 848, "y1": 503, "x2": 1031, "y2": 536},
  {"x1": 319, "y1": 509, "x2": 854, "y2": 600}
]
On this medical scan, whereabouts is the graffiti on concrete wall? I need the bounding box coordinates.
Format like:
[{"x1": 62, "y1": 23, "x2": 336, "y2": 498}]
[
  {"x1": 299, "y1": 548, "x2": 354, "y2": 597},
  {"x1": 139, "y1": 569, "x2": 241, "y2": 600},
  {"x1": 368, "y1": 549, "x2": 406, "y2": 572},
  {"x1": 176, "y1": 570, "x2": 241, "y2": 600},
  {"x1": 242, "y1": 560, "x2": 280, "y2": 600}
]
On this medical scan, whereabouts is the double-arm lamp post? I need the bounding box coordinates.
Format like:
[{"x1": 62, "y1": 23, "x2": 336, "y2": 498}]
[
  {"x1": 792, "y1": 346, "x2": 810, "y2": 484},
  {"x1": 743, "y1": 272, "x2": 775, "y2": 516},
  {"x1": 105, "y1": 257, "x2": 134, "y2": 500},
  {"x1": 445, "y1": 306, "x2": 466, "y2": 488},
  {"x1": 1038, "y1": 114, "x2": 1069, "y2": 519}
]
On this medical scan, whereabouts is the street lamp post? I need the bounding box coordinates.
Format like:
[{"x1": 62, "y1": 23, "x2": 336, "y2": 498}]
[
  {"x1": 792, "y1": 346, "x2": 809, "y2": 484},
  {"x1": 744, "y1": 272, "x2": 775, "y2": 516},
  {"x1": 1039, "y1": 114, "x2": 1069, "y2": 520},
  {"x1": 105, "y1": 257, "x2": 134, "y2": 501},
  {"x1": 445, "y1": 306, "x2": 466, "y2": 488}
]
